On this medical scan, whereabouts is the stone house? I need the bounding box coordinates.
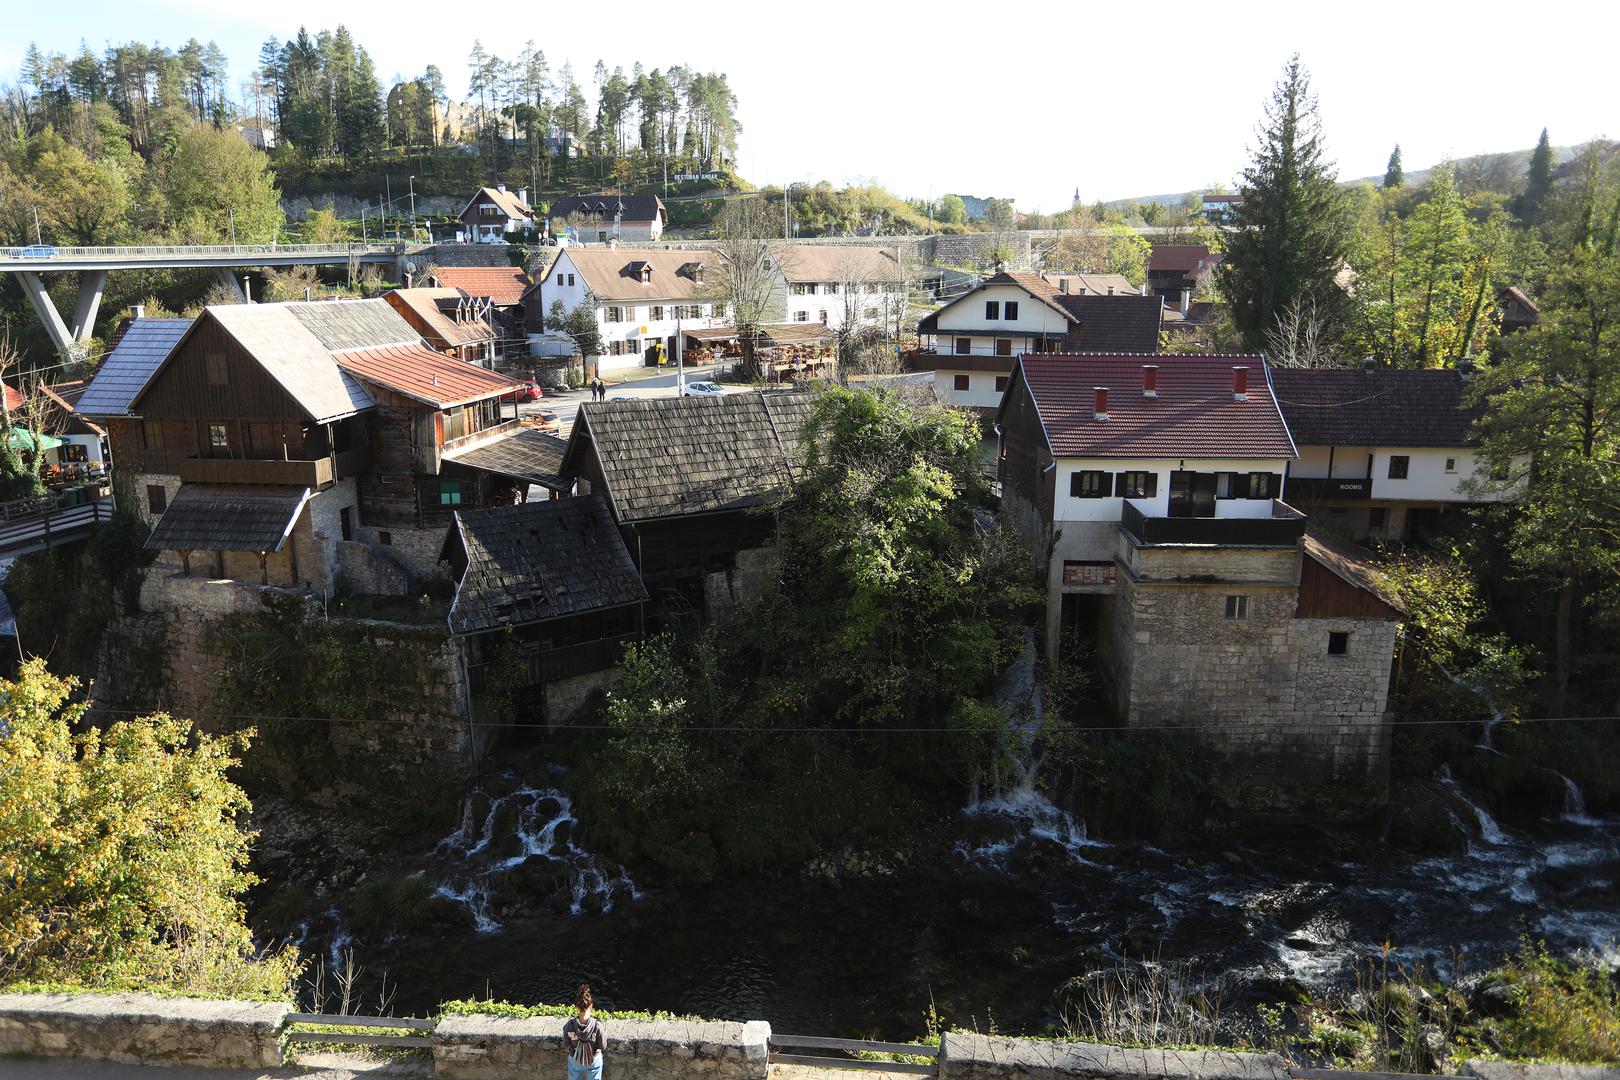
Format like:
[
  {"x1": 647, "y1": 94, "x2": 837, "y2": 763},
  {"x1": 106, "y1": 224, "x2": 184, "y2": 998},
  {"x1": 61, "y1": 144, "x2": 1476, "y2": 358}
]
[
  {"x1": 998, "y1": 352, "x2": 1405, "y2": 783},
  {"x1": 915, "y1": 272, "x2": 1163, "y2": 414},
  {"x1": 1271, "y1": 363, "x2": 1523, "y2": 543},
  {"x1": 559, "y1": 391, "x2": 813, "y2": 621},
  {"x1": 78, "y1": 299, "x2": 563, "y2": 595}
]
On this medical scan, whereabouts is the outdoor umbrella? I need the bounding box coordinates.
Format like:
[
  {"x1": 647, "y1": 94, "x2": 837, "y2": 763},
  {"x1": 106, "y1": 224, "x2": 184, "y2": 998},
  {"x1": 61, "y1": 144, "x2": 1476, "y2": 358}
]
[{"x1": 7, "y1": 428, "x2": 64, "y2": 452}]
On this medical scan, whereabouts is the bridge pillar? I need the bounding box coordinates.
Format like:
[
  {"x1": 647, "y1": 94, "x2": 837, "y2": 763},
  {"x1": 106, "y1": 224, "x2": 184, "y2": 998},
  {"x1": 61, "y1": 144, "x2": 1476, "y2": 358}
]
[
  {"x1": 70, "y1": 270, "x2": 106, "y2": 342},
  {"x1": 214, "y1": 267, "x2": 248, "y2": 303},
  {"x1": 18, "y1": 272, "x2": 74, "y2": 352},
  {"x1": 19, "y1": 270, "x2": 107, "y2": 353}
]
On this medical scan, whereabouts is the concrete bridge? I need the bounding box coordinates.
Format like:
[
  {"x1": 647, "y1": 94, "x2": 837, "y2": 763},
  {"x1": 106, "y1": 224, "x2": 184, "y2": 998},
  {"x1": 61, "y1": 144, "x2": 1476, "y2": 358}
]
[{"x1": 0, "y1": 243, "x2": 403, "y2": 354}]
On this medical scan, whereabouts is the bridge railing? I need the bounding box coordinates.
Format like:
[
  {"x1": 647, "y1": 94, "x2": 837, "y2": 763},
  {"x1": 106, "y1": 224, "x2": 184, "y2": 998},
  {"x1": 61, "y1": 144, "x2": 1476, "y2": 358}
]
[{"x1": 0, "y1": 242, "x2": 401, "y2": 259}]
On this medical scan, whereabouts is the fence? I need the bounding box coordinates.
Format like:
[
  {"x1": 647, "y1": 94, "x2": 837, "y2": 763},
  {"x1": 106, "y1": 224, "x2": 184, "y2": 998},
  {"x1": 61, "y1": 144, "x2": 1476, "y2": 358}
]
[
  {"x1": 282, "y1": 1011, "x2": 436, "y2": 1051},
  {"x1": 0, "y1": 495, "x2": 112, "y2": 554},
  {"x1": 0, "y1": 242, "x2": 400, "y2": 259}
]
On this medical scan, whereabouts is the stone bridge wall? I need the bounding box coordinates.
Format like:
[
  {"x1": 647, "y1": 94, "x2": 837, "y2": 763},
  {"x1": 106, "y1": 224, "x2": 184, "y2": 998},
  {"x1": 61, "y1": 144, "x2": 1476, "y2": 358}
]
[
  {"x1": 434, "y1": 1014, "x2": 771, "y2": 1080},
  {"x1": 0, "y1": 993, "x2": 288, "y2": 1070}
]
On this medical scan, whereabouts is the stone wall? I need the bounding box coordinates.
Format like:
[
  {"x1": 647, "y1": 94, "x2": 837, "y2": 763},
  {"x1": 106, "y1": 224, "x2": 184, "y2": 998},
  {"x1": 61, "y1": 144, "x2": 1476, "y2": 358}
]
[
  {"x1": 704, "y1": 544, "x2": 780, "y2": 619},
  {"x1": 284, "y1": 193, "x2": 464, "y2": 221},
  {"x1": 939, "y1": 1032, "x2": 1288, "y2": 1080},
  {"x1": 355, "y1": 522, "x2": 452, "y2": 584},
  {"x1": 335, "y1": 538, "x2": 414, "y2": 596},
  {"x1": 433, "y1": 1014, "x2": 771, "y2": 1080},
  {"x1": 544, "y1": 666, "x2": 622, "y2": 727},
  {"x1": 0, "y1": 993, "x2": 288, "y2": 1070}
]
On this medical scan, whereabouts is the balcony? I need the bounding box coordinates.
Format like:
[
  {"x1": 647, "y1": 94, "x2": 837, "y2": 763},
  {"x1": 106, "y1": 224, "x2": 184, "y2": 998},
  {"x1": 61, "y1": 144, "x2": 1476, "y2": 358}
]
[
  {"x1": 1286, "y1": 476, "x2": 1372, "y2": 501},
  {"x1": 1120, "y1": 499, "x2": 1307, "y2": 547},
  {"x1": 175, "y1": 447, "x2": 371, "y2": 488}
]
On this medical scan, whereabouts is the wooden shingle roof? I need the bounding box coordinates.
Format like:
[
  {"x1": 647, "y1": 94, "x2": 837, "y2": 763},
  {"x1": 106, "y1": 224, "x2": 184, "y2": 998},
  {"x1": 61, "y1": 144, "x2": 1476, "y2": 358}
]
[
  {"x1": 1270, "y1": 368, "x2": 1482, "y2": 448},
  {"x1": 286, "y1": 298, "x2": 418, "y2": 352},
  {"x1": 444, "y1": 494, "x2": 646, "y2": 636},
  {"x1": 566, "y1": 391, "x2": 814, "y2": 523},
  {"x1": 145, "y1": 484, "x2": 311, "y2": 553},
  {"x1": 444, "y1": 428, "x2": 570, "y2": 491}
]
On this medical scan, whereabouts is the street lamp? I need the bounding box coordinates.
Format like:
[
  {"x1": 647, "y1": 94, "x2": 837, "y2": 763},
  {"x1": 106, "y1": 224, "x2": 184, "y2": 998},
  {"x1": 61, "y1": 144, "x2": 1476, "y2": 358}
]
[{"x1": 408, "y1": 176, "x2": 417, "y2": 242}]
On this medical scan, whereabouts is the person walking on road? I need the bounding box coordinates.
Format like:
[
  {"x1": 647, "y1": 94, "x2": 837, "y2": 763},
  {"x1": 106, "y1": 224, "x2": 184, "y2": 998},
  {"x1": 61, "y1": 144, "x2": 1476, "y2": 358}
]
[{"x1": 563, "y1": 984, "x2": 606, "y2": 1080}]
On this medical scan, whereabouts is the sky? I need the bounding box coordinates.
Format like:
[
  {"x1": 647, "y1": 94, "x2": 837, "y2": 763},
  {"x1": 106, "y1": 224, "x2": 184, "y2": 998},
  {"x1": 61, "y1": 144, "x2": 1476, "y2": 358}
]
[{"x1": 2, "y1": 0, "x2": 1611, "y2": 212}]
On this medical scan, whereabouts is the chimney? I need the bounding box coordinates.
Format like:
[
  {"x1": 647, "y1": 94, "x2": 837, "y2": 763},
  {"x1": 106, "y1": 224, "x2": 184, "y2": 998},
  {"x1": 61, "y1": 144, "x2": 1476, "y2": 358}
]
[
  {"x1": 1458, "y1": 358, "x2": 1475, "y2": 384},
  {"x1": 1139, "y1": 283, "x2": 1149, "y2": 297},
  {"x1": 1180, "y1": 287, "x2": 1191, "y2": 316},
  {"x1": 1058, "y1": 278, "x2": 1069, "y2": 294},
  {"x1": 1142, "y1": 364, "x2": 1158, "y2": 398},
  {"x1": 1361, "y1": 355, "x2": 1377, "y2": 373},
  {"x1": 403, "y1": 271, "x2": 413, "y2": 289},
  {"x1": 1093, "y1": 386, "x2": 1110, "y2": 421},
  {"x1": 131, "y1": 304, "x2": 145, "y2": 320},
  {"x1": 1107, "y1": 286, "x2": 1116, "y2": 295},
  {"x1": 1232, "y1": 365, "x2": 1249, "y2": 401},
  {"x1": 518, "y1": 188, "x2": 528, "y2": 205},
  {"x1": 497, "y1": 183, "x2": 506, "y2": 193}
]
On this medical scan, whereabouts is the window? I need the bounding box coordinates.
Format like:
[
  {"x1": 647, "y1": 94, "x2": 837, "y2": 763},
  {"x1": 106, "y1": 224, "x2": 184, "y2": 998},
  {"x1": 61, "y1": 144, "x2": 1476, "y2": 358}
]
[
  {"x1": 378, "y1": 530, "x2": 393, "y2": 546},
  {"x1": 795, "y1": 310, "x2": 809, "y2": 322},
  {"x1": 207, "y1": 423, "x2": 229, "y2": 453},
  {"x1": 804, "y1": 284, "x2": 818, "y2": 295},
  {"x1": 1248, "y1": 472, "x2": 1274, "y2": 499},
  {"x1": 995, "y1": 338, "x2": 1013, "y2": 357},
  {"x1": 1444, "y1": 457, "x2": 1457, "y2": 473},
  {"x1": 1215, "y1": 471, "x2": 1237, "y2": 499},
  {"x1": 1224, "y1": 595, "x2": 1249, "y2": 620},
  {"x1": 141, "y1": 419, "x2": 165, "y2": 451},
  {"x1": 1004, "y1": 301, "x2": 1019, "y2": 320},
  {"x1": 954, "y1": 337, "x2": 971, "y2": 355},
  {"x1": 819, "y1": 310, "x2": 828, "y2": 323},
  {"x1": 1327, "y1": 631, "x2": 1349, "y2": 656},
  {"x1": 567, "y1": 274, "x2": 575, "y2": 286},
  {"x1": 791, "y1": 283, "x2": 808, "y2": 295},
  {"x1": 1368, "y1": 507, "x2": 1388, "y2": 532},
  {"x1": 1069, "y1": 469, "x2": 1109, "y2": 498},
  {"x1": 651, "y1": 306, "x2": 664, "y2": 321},
  {"x1": 711, "y1": 303, "x2": 725, "y2": 318},
  {"x1": 985, "y1": 300, "x2": 1001, "y2": 320},
  {"x1": 1387, "y1": 455, "x2": 1410, "y2": 479},
  {"x1": 439, "y1": 481, "x2": 464, "y2": 506},
  {"x1": 1115, "y1": 471, "x2": 1156, "y2": 498},
  {"x1": 146, "y1": 484, "x2": 166, "y2": 515},
  {"x1": 826, "y1": 283, "x2": 839, "y2": 295},
  {"x1": 205, "y1": 353, "x2": 228, "y2": 386},
  {"x1": 556, "y1": 273, "x2": 564, "y2": 285},
  {"x1": 605, "y1": 306, "x2": 622, "y2": 323},
  {"x1": 864, "y1": 306, "x2": 879, "y2": 319},
  {"x1": 953, "y1": 374, "x2": 971, "y2": 392},
  {"x1": 995, "y1": 375, "x2": 1009, "y2": 393}
]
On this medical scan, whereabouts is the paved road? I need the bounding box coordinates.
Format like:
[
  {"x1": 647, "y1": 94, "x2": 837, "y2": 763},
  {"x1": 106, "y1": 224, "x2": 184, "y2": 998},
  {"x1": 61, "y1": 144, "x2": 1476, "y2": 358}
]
[
  {"x1": 514, "y1": 364, "x2": 727, "y2": 437},
  {"x1": 0, "y1": 1052, "x2": 425, "y2": 1079}
]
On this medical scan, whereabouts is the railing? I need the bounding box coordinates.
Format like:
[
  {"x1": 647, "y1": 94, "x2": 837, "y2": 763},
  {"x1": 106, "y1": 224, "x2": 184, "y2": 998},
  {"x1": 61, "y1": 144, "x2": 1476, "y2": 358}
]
[
  {"x1": 1285, "y1": 476, "x2": 1373, "y2": 501},
  {"x1": 282, "y1": 1012, "x2": 435, "y2": 1052},
  {"x1": 770, "y1": 1033, "x2": 939, "y2": 1076},
  {"x1": 0, "y1": 497, "x2": 112, "y2": 553},
  {"x1": 1120, "y1": 499, "x2": 1307, "y2": 547},
  {"x1": 0, "y1": 242, "x2": 400, "y2": 259},
  {"x1": 175, "y1": 455, "x2": 336, "y2": 488},
  {"x1": 443, "y1": 418, "x2": 522, "y2": 455}
]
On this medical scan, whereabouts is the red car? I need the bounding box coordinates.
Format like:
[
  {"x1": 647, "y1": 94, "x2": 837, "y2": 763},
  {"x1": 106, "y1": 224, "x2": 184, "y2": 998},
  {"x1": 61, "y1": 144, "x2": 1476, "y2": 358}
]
[{"x1": 501, "y1": 381, "x2": 542, "y2": 403}]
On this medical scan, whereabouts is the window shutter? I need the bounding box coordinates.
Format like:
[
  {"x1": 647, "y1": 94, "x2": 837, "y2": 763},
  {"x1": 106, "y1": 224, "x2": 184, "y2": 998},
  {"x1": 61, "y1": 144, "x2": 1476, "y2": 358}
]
[
  {"x1": 1235, "y1": 473, "x2": 1251, "y2": 499},
  {"x1": 1069, "y1": 472, "x2": 1082, "y2": 497},
  {"x1": 1268, "y1": 474, "x2": 1282, "y2": 501},
  {"x1": 1114, "y1": 472, "x2": 1127, "y2": 497},
  {"x1": 1144, "y1": 472, "x2": 1158, "y2": 497}
]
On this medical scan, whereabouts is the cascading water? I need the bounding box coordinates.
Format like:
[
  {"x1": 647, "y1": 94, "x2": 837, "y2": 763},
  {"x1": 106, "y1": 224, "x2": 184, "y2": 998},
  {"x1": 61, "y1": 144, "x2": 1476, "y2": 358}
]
[
  {"x1": 1436, "y1": 663, "x2": 1506, "y2": 751},
  {"x1": 429, "y1": 775, "x2": 639, "y2": 932},
  {"x1": 960, "y1": 632, "x2": 1103, "y2": 864},
  {"x1": 1558, "y1": 772, "x2": 1600, "y2": 826},
  {"x1": 1437, "y1": 764, "x2": 1509, "y2": 847}
]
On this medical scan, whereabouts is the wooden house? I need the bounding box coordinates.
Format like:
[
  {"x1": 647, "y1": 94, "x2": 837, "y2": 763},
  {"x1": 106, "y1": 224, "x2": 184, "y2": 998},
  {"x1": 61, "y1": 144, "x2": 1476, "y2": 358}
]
[
  {"x1": 383, "y1": 287, "x2": 498, "y2": 364},
  {"x1": 559, "y1": 390, "x2": 813, "y2": 617},
  {"x1": 458, "y1": 184, "x2": 535, "y2": 243},
  {"x1": 442, "y1": 494, "x2": 647, "y2": 723}
]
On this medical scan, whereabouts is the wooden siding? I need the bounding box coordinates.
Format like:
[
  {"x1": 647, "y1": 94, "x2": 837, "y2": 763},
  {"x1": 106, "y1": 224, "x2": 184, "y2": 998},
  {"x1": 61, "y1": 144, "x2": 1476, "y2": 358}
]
[
  {"x1": 1296, "y1": 554, "x2": 1402, "y2": 621},
  {"x1": 133, "y1": 316, "x2": 310, "y2": 421},
  {"x1": 999, "y1": 367, "x2": 1055, "y2": 524},
  {"x1": 355, "y1": 390, "x2": 424, "y2": 527}
]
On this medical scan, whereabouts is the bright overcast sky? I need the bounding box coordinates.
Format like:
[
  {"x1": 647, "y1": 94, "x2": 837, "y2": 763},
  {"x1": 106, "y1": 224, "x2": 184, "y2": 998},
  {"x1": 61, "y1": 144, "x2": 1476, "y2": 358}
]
[{"x1": 3, "y1": 0, "x2": 1610, "y2": 211}]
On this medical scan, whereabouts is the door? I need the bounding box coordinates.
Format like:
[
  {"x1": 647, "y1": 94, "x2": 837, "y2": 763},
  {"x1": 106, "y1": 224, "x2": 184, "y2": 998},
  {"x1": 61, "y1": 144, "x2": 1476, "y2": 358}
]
[
  {"x1": 1168, "y1": 470, "x2": 1194, "y2": 517},
  {"x1": 1190, "y1": 473, "x2": 1217, "y2": 518},
  {"x1": 340, "y1": 506, "x2": 353, "y2": 542}
]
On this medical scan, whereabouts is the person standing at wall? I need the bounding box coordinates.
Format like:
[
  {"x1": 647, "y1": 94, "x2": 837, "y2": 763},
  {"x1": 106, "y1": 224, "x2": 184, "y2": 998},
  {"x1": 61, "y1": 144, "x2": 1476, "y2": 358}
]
[{"x1": 563, "y1": 983, "x2": 606, "y2": 1080}]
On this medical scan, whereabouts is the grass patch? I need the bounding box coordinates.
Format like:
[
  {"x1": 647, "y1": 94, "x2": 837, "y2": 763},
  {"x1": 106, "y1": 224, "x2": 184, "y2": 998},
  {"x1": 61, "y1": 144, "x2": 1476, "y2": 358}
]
[{"x1": 439, "y1": 998, "x2": 713, "y2": 1022}]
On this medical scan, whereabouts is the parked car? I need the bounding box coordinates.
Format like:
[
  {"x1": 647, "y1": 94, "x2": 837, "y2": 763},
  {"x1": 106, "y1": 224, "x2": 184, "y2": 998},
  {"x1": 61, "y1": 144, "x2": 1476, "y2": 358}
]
[
  {"x1": 680, "y1": 381, "x2": 727, "y2": 397},
  {"x1": 500, "y1": 381, "x2": 541, "y2": 403},
  {"x1": 607, "y1": 395, "x2": 633, "y2": 402},
  {"x1": 532, "y1": 410, "x2": 560, "y2": 434},
  {"x1": 13, "y1": 245, "x2": 58, "y2": 259}
]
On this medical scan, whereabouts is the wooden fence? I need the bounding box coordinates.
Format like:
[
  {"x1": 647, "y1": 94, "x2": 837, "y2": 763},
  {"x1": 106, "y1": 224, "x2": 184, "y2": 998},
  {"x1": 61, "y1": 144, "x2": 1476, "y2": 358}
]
[
  {"x1": 282, "y1": 1012, "x2": 436, "y2": 1051},
  {"x1": 770, "y1": 1033, "x2": 940, "y2": 1075},
  {"x1": 0, "y1": 496, "x2": 112, "y2": 555}
]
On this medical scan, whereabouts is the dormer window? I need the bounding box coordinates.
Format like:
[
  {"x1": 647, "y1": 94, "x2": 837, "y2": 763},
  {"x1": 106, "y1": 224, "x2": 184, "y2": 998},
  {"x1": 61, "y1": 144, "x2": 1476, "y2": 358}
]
[
  {"x1": 681, "y1": 261, "x2": 706, "y2": 284},
  {"x1": 640, "y1": 266, "x2": 652, "y2": 283}
]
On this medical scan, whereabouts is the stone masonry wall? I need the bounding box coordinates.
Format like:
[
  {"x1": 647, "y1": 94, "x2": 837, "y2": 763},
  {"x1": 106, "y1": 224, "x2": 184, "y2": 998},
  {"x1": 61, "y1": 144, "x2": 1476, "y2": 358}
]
[
  {"x1": 433, "y1": 1015, "x2": 771, "y2": 1080},
  {"x1": 0, "y1": 993, "x2": 289, "y2": 1070},
  {"x1": 939, "y1": 1032, "x2": 1290, "y2": 1080},
  {"x1": 704, "y1": 544, "x2": 780, "y2": 619}
]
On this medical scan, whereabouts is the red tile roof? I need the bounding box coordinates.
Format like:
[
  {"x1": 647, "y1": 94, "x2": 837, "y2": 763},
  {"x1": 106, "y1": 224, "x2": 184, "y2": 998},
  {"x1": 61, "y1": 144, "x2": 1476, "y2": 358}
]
[
  {"x1": 1147, "y1": 244, "x2": 1222, "y2": 276},
  {"x1": 1017, "y1": 353, "x2": 1295, "y2": 460},
  {"x1": 430, "y1": 267, "x2": 532, "y2": 306},
  {"x1": 2, "y1": 383, "x2": 22, "y2": 412},
  {"x1": 332, "y1": 343, "x2": 518, "y2": 409}
]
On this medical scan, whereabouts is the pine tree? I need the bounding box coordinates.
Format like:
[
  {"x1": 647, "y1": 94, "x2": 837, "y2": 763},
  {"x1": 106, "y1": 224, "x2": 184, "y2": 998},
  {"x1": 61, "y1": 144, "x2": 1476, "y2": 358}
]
[
  {"x1": 1216, "y1": 54, "x2": 1351, "y2": 351},
  {"x1": 1519, "y1": 128, "x2": 1553, "y2": 224},
  {"x1": 1383, "y1": 144, "x2": 1404, "y2": 188}
]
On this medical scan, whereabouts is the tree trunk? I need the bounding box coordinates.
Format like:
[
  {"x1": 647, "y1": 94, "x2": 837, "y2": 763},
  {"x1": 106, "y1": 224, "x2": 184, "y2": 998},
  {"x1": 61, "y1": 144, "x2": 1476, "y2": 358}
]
[
  {"x1": 739, "y1": 334, "x2": 759, "y2": 382},
  {"x1": 1553, "y1": 571, "x2": 1574, "y2": 716}
]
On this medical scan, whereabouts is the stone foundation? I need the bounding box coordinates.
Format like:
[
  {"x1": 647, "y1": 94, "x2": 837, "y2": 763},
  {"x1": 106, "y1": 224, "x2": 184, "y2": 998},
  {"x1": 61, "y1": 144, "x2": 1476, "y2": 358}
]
[
  {"x1": 433, "y1": 1015, "x2": 771, "y2": 1080},
  {"x1": 0, "y1": 993, "x2": 289, "y2": 1070},
  {"x1": 704, "y1": 544, "x2": 780, "y2": 619},
  {"x1": 545, "y1": 667, "x2": 622, "y2": 726}
]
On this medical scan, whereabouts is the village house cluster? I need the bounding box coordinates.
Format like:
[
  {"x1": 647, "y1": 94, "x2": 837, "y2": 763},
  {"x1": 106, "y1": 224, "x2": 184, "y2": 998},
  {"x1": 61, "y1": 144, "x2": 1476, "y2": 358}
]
[{"x1": 53, "y1": 222, "x2": 1528, "y2": 788}]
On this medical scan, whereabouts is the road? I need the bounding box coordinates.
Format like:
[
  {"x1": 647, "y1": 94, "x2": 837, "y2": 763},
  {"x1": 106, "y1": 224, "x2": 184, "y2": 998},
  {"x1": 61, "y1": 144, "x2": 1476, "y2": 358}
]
[
  {"x1": 514, "y1": 364, "x2": 726, "y2": 437},
  {"x1": 0, "y1": 1052, "x2": 425, "y2": 1079}
]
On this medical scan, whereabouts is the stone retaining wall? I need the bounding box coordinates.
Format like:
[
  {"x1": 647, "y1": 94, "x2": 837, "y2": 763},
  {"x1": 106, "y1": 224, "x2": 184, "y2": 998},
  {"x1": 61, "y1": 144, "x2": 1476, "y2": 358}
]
[
  {"x1": 0, "y1": 992, "x2": 289, "y2": 1069},
  {"x1": 939, "y1": 1033, "x2": 1288, "y2": 1080},
  {"x1": 434, "y1": 1014, "x2": 772, "y2": 1080}
]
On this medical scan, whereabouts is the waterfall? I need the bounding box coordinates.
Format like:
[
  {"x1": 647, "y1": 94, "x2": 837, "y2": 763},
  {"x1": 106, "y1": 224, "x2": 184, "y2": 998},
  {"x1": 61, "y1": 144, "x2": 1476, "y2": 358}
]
[
  {"x1": 1436, "y1": 663, "x2": 1505, "y2": 751},
  {"x1": 1559, "y1": 773, "x2": 1599, "y2": 826},
  {"x1": 430, "y1": 778, "x2": 639, "y2": 932},
  {"x1": 1437, "y1": 765, "x2": 1509, "y2": 847},
  {"x1": 961, "y1": 632, "x2": 1103, "y2": 864}
]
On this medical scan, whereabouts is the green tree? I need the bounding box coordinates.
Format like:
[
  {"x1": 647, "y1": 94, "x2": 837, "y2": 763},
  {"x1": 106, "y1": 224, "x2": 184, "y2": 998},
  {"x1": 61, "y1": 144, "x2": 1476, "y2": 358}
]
[
  {"x1": 1518, "y1": 128, "x2": 1554, "y2": 224},
  {"x1": 0, "y1": 659, "x2": 297, "y2": 996},
  {"x1": 1469, "y1": 247, "x2": 1620, "y2": 714},
  {"x1": 1217, "y1": 54, "x2": 1351, "y2": 350},
  {"x1": 545, "y1": 299, "x2": 603, "y2": 361},
  {"x1": 984, "y1": 197, "x2": 1016, "y2": 228},
  {"x1": 159, "y1": 123, "x2": 282, "y2": 242},
  {"x1": 937, "y1": 193, "x2": 966, "y2": 226},
  {"x1": 1383, "y1": 144, "x2": 1404, "y2": 189}
]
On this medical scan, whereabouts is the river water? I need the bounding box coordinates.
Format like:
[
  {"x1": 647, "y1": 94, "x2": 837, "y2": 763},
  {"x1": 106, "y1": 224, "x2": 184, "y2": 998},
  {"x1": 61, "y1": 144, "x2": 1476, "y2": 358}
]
[{"x1": 292, "y1": 737, "x2": 1619, "y2": 1039}]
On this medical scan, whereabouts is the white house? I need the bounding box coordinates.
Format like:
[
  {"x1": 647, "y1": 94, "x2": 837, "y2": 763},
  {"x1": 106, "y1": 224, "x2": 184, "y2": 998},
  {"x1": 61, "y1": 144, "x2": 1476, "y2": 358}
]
[
  {"x1": 917, "y1": 272, "x2": 1162, "y2": 413},
  {"x1": 546, "y1": 194, "x2": 667, "y2": 243},
  {"x1": 775, "y1": 246, "x2": 908, "y2": 332},
  {"x1": 458, "y1": 185, "x2": 535, "y2": 243},
  {"x1": 528, "y1": 248, "x2": 732, "y2": 372},
  {"x1": 1271, "y1": 364, "x2": 1519, "y2": 541}
]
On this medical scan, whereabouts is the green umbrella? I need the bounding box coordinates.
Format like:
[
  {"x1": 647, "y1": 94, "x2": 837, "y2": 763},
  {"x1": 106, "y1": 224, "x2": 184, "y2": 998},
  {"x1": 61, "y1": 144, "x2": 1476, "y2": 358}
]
[{"x1": 7, "y1": 428, "x2": 64, "y2": 452}]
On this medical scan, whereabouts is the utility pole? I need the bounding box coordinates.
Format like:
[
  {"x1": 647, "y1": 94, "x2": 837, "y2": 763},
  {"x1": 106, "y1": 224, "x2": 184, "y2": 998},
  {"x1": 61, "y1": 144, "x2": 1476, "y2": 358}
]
[
  {"x1": 409, "y1": 176, "x2": 417, "y2": 242},
  {"x1": 783, "y1": 185, "x2": 789, "y2": 241},
  {"x1": 31, "y1": 206, "x2": 42, "y2": 245},
  {"x1": 228, "y1": 208, "x2": 236, "y2": 246}
]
